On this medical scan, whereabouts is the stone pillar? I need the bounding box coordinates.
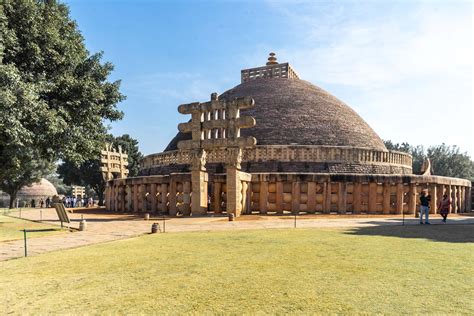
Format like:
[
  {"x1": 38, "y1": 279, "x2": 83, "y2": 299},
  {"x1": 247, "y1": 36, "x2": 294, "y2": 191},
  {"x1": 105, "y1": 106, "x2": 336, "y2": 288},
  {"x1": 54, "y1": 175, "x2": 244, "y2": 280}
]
[
  {"x1": 429, "y1": 184, "x2": 437, "y2": 214},
  {"x1": 324, "y1": 181, "x2": 332, "y2": 214},
  {"x1": 368, "y1": 182, "x2": 377, "y2": 214},
  {"x1": 353, "y1": 182, "x2": 362, "y2": 214},
  {"x1": 126, "y1": 185, "x2": 133, "y2": 212},
  {"x1": 459, "y1": 186, "x2": 465, "y2": 213},
  {"x1": 105, "y1": 185, "x2": 111, "y2": 210},
  {"x1": 140, "y1": 184, "x2": 147, "y2": 213},
  {"x1": 182, "y1": 181, "x2": 191, "y2": 216},
  {"x1": 117, "y1": 185, "x2": 124, "y2": 212},
  {"x1": 445, "y1": 185, "x2": 452, "y2": 213},
  {"x1": 338, "y1": 182, "x2": 347, "y2": 214},
  {"x1": 465, "y1": 187, "x2": 471, "y2": 212},
  {"x1": 276, "y1": 181, "x2": 284, "y2": 215},
  {"x1": 408, "y1": 183, "x2": 417, "y2": 216},
  {"x1": 168, "y1": 179, "x2": 177, "y2": 216},
  {"x1": 133, "y1": 184, "x2": 139, "y2": 213},
  {"x1": 190, "y1": 149, "x2": 208, "y2": 216},
  {"x1": 150, "y1": 183, "x2": 157, "y2": 213},
  {"x1": 213, "y1": 182, "x2": 222, "y2": 213},
  {"x1": 160, "y1": 183, "x2": 168, "y2": 214},
  {"x1": 242, "y1": 181, "x2": 249, "y2": 215},
  {"x1": 307, "y1": 182, "x2": 317, "y2": 213},
  {"x1": 226, "y1": 148, "x2": 243, "y2": 217},
  {"x1": 382, "y1": 182, "x2": 391, "y2": 214},
  {"x1": 396, "y1": 183, "x2": 404, "y2": 215},
  {"x1": 456, "y1": 186, "x2": 461, "y2": 213},
  {"x1": 291, "y1": 181, "x2": 300, "y2": 215},
  {"x1": 259, "y1": 181, "x2": 268, "y2": 214},
  {"x1": 451, "y1": 186, "x2": 457, "y2": 214}
]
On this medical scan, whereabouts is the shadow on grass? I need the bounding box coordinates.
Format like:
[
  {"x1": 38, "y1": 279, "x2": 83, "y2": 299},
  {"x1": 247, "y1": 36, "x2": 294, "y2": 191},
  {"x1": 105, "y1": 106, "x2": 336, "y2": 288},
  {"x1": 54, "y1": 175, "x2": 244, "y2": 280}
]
[{"x1": 346, "y1": 220, "x2": 474, "y2": 243}]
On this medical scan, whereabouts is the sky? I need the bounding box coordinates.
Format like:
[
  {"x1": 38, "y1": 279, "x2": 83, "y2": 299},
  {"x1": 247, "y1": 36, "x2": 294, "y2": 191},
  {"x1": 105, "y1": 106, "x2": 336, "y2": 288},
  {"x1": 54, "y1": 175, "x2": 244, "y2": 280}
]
[{"x1": 66, "y1": 0, "x2": 474, "y2": 157}]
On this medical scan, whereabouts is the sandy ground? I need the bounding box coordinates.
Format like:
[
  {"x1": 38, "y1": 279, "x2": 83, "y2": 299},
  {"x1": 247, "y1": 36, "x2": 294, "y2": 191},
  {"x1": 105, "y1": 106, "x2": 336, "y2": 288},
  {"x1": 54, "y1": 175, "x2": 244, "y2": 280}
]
[{"x1": 1, "y1": 208, "x2": 473, "y2": 261}]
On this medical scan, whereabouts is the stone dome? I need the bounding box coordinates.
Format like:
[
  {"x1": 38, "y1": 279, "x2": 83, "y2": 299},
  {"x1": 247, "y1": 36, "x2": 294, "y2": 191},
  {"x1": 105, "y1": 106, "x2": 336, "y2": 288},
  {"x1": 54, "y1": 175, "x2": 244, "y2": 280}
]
[
  {"x1": 17, "y1": 178, "x2": 58, "y2": 198},
  {"x1": 165, "y1": 78, "x2": 386, "y2": 152}
]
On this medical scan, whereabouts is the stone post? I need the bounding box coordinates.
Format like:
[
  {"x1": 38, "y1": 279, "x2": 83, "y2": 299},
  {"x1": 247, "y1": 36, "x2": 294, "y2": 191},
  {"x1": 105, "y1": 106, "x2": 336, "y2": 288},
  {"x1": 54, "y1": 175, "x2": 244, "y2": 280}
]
[
  {"x1": 226, "y1": 148, "x2": 243, "y2": 217},
  {"x1": 429, "y1": 184, "x2": 437, "y2": 214},
  {"x1": 382, "y1": 182, "x2": 391, "y2": 214},
  {"x1": 368, "y1": 182, "x2": 377, "y2": 214},
  {"x1": 276, "y1": 181, "x2": 284, "y2": 215},
  {"x1": 451, "y1": 186, "x2": 457, "y2": 214},
  {"x1": 150, "y1": 183, "x2": 157, "y2": 213},
  {"x1": 291, "y1": 181, "x2": 300, "y2": 215},
  {"x1": 338, "y1": 182, "x2": 347, "y2": 214},
  {"x1": 183, "y1": 181, "x2": 191, "y2": 216},
  {"x1": 213, "y1": 181, "x2": 222, "y2": 213},
  {"x1": 396, "y1": 183, "x2": 404, "y2": 215},
  {"x1": 307, "y1": 182, "x2": 317, "y2": 213},
  {"x1": 465, "y1": 187, "x2": 471, "y2": 212},
  {"x1": 353, "y1": 182, "x2": 362, "y2": 214},
  {"x1": 259, "y1": 181, "x2": 268, "y2": 214},
  {"x1": 445, "y1": 185, "x2": 452, "y2": 213},
  {"x1": 324, "y1": 181, "x2": 332, "y2": 214},
  {"x1": 160, "y1": 183, "x2": 168, "y2": 214},
  {"x1": 408, "y1": 183, "x2": 417, "y2": 216},
  {"x1": 190, "y1": 149, "x2": 208, "y2": 216}
]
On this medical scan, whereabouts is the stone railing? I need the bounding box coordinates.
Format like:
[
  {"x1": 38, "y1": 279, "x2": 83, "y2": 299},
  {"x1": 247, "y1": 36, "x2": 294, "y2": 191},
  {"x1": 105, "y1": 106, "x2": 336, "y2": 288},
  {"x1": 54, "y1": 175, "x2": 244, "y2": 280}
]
[
  {"x1": 105, "y1": 173, "x2": 192, "y2": 215},
  {"x1": 105, "y1": 172, "x2": 471, "y2": 216},
  {"x1": 140, "y1": 145, "x2": 413, "y2": 171}
]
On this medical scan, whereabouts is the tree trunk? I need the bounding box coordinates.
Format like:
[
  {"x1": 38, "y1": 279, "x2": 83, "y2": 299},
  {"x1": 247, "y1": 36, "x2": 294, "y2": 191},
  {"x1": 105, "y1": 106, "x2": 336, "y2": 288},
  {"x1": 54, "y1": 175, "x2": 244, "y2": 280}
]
[
  {"x1": 97, "y1": 189, "x2": 105, "y2": 206},
  {"x1": 9, "y1": 191, "x2": 18, "y2": 209}
]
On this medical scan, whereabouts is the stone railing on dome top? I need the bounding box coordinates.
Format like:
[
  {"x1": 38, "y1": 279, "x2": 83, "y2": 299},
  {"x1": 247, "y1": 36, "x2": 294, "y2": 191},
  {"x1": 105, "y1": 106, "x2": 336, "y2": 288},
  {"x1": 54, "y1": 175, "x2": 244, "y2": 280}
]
[{"x1": 140, "y1": 145, "x2": 413, "y2": 172}]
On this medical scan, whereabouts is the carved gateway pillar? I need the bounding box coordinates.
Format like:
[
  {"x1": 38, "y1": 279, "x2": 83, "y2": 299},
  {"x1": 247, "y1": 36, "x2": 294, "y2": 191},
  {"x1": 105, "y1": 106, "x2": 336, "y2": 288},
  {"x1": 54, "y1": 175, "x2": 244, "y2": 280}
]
[
  {"x1": 177, "y1": 93, "x2": 256, "y2": 217},
  {"x1": 226, "y1": 148, "x2": 244, "y2": 216},
  {"x1": 190, "y1": 149, "x2": 208, "y2": 215}
]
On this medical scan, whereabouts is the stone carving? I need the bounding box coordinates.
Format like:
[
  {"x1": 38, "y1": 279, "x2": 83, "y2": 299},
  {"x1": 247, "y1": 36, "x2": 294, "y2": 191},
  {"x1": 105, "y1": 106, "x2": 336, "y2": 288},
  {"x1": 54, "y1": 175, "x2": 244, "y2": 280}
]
[
  {"x1": 225, "y1": 148, "x2": 243, "y2": 169},
  {"x1": 190, "y1": 149, "x2": 207, "y2": 171},
  {"x1": 421, "y1": 158, "x2": 431, "y2": 176}
]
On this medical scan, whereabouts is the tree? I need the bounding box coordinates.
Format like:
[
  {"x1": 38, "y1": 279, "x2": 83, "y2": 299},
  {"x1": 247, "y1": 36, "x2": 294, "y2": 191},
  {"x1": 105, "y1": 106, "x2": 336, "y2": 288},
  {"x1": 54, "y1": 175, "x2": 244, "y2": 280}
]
[
  {"x1": 384, "y1": 140, "x2": 474, "y2": 181},
  {"x1": 58, "y1": 134, "x2": 142, "y2": 206},
  {"x1": 45, "y1": 171, "x2": 71, "y2": 196},
  {"x1": 0, "y1": 1, "x2": 124, "y2": 207},
  {"x1": 57, "y1": 158, "x2": 106, "y2": 205}
]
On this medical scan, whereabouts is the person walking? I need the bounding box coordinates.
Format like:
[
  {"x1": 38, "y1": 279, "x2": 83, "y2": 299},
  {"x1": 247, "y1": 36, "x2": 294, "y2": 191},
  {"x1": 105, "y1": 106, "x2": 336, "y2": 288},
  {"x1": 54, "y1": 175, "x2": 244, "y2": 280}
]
[
  {"x1": 40, "y1": 198, "x2": 44, "y2": 208},
  {"x1": 419, "y1": 189, "x2": 431, "y2": 224},
  {"x1": 46, "y1": 197, "x2": 51, "y2": 208},
  {"x1": 438, "y1": 194, "x2": 451, "y2": 223}
]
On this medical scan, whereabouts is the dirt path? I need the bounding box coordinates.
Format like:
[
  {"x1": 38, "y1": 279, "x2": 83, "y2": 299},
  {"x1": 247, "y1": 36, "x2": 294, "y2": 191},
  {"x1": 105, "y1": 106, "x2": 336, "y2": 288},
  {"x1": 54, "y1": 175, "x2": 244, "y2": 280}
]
[{"x1": 1, "y1": 208, "x2": 473, "y2": 261}]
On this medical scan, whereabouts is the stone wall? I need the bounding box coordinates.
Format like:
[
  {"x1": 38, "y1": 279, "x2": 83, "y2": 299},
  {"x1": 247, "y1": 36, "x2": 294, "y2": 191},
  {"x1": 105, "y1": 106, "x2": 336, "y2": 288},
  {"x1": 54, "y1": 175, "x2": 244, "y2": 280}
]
[{"x1": 106, "y1": 172, "x2": 471, "y2": 215}]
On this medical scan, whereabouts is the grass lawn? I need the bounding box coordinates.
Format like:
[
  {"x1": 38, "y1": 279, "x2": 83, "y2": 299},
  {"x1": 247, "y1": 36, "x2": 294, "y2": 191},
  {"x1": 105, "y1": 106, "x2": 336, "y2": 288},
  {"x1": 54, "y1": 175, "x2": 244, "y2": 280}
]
[
  {"x1": 0, "y1": 215, "x2": 65, "y2": 242},
  {"x1": 1, "y1": 226, "x2": 473, "y2": 314}
]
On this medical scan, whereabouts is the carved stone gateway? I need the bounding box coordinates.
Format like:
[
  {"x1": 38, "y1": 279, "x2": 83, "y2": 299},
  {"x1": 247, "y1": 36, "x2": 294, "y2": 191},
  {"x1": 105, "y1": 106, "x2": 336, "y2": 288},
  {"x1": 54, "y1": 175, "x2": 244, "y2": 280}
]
[
  {"x1": 101, "y1": 143, "x2": 129, "y2": 181},
  {"x1": 177, "y1": 93, "x2": 256, "y2": 216}
]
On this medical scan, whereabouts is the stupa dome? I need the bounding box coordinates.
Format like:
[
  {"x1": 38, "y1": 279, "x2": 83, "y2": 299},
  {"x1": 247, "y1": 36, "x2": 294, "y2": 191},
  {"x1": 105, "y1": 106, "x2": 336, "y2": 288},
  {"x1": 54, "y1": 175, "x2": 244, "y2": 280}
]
[
  {"x1": 17, "y1": 178, "x2": 58, "y2": 198},
  {"x1": 165, "y1": 78, "x2": 386, "y2": 151}
]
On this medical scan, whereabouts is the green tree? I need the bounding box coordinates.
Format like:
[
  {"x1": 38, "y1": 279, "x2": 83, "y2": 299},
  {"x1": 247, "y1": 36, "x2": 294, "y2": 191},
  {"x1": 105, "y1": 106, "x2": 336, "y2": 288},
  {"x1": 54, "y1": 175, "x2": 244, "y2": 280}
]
[
  {"x1": 45, "y1": 171, "x2": 71, "y2": 196},
  {"x1": 57, "y1": 158, "x2": 106, "y2": 205},
  {"x1": 384, "y1": 141, "x2": 474, "y2": 181},
  {"x1": 0, "y1": 1, "x2": 124, "y2": 207}
]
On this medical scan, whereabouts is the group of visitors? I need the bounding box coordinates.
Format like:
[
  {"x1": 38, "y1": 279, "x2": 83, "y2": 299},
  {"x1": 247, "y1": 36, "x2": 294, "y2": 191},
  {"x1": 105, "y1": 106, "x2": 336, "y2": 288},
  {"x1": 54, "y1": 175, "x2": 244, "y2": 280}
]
[
  {"x1": 27, "y1": 196, "x2": 95, "y2": 209},
  {"x1": 419, "y1": 189, "x2": 452, "y2": 224},
  {"x1": 62, "y1": 196, "x2": 94, "y2": 208}
]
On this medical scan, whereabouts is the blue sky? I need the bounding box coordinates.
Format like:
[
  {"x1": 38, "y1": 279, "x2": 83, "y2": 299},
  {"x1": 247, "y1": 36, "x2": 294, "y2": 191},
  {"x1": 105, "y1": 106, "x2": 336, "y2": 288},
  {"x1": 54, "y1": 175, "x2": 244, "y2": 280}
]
[{"x1": 66, "y1": 0, "x2": 473, "y2": 157}]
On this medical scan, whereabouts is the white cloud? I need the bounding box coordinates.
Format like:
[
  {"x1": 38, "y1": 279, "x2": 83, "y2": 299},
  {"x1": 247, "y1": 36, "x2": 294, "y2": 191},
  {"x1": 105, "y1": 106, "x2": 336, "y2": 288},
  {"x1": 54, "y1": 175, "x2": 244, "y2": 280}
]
[{"x1": 268, "y1": 1, "x2": 474, "y2": 156}]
